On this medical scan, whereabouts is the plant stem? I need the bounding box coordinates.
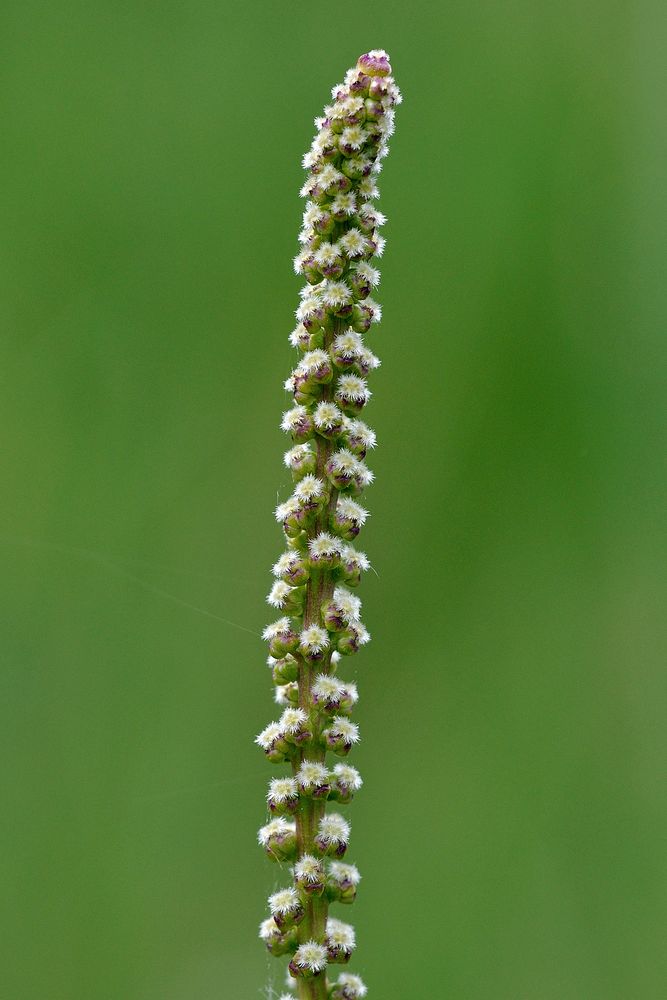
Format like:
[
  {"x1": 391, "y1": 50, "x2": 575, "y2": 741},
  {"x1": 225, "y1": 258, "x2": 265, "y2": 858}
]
[{"x1": 293, "y1": 321, "x2": 341, "y2": 1000}]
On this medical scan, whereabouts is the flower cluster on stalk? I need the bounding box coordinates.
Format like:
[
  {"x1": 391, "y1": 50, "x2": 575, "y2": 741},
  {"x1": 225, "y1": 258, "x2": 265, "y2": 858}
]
[{"x1": 256, "y1": 49, "x2": 400, "y2": 998}]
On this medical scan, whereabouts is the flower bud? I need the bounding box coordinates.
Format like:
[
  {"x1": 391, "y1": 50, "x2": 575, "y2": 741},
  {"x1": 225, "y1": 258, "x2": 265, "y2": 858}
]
[
  {"x1": 263, "y1": 618, "x2": 300, "y2": 658},
  {"x1": 288, "y1": 940, "x2": 328, "y2": 979},
  {"x1": 280, "y1": 405, "x2": 314, "y2": 443},
  {"x1": 267, "y1": 777, "x2": 300, "y2": 816},
  {"x1": 294, "y1": 853, "x2": 326, "y2": 896},
  {"x1": 298, "y1": 624, "x2": 330, "y2": 663},
  {"x1": 357, "y1": 49, "x2": 392, "y2": 77},
  {"x1": 330, "y1": 763, "x2": 363, "y2": 804},
  {"x1": 325, "y1": 918, "x2": 356, "y2": 964},
  {"x1": 258, "y1": 818, "x2": 297, "y2": 862},
  {"x1": 331, "y1": 496, "x2": 368, "y2": 540},
  {"x1": 271, "y1": 654, "x2": 299, "y2": 685},
  {"x1": 259, "y1": 917, "x2": 298, "y2": 958},
  {"x1": 322, "y1": 716, "x2": 360, "y2": 756},
  {"x1": 331, "y1": 972, "x2": 368, "y2": 998},
  {"x1": 334, "y1": 375, "x2": 371, "y2": 416},
  {"x1": 280, "y1": 707, "x2": 312, "y2": 746},
  {"x1": 273, "y1": 550, "x2": 310, "y2": 587},
  {"x1": 284, "y1": 443, "x2": 317, "y2": 479},
  {"x1": 349, "y1": 303, "x2": 372, "y2": 333},
  {"x1": 326, "y1": 862, "x2": 361, "y2": 905},
  {"x1": 308, "y1": 532, "x2": 342, "y2": 571},
  {"x1": 296, "y1": 760, "x2": 331, "y2": 799},
  {"x1": 313, "y1": 401, "x2": 344, "y2": 439},
  {"x1": 314, "y1": 813, "x2": 350, "y2": 857},
  {"x1": 269, "y1": 886, "x2": 305, "y2": 930}
]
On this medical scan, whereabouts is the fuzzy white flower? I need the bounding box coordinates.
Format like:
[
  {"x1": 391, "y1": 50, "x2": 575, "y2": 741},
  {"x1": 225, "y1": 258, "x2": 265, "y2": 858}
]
[
  {"x1": 259, "y1": 916, "x2": 280, "y2": 940},
  {"x1": 257, "y1": 817, "x2": 295, "y2": 846},
  {"x1": 280, "y1": 405, "x2": 309, "y2": 433},
  {"x1": 294, "y1": 854, "x2": 324, "y2": 884},
  {"x1": 336, "y1": 972, "x2": 367, "y2": 997},
  {"x1": 336, "y1": 496, "x2": 369, "y2": 526},
  {"x1": 274, "y1": 497, "x2": 299, "y2": 523},
  {"x1": 326, "y1": 917, "x2": 356, "y2": 954},
  {"x1": 330, "y1": 192, "x2": 356, "y2": 216},
  {"x1": 340, "y1": 544, "x2": 370, "y2": 572},
  {"x1": 355, "y1": 260, "x2": 381, "y2": 287},
  {"x1": 314, "y1": 242, "x2": 341, "y2": 268},
  {"x1": 293, "y1": 475, "x2": 325, "y2": 502},
  {"x1": 358, "y1": 203, "x2": 387, "y2": 227},
  {"x1": 317, "y1": 813, "x2": 350, "y2": 847},
  {"x1": 267, "y1": 776, "x2": 298, "y2": 804},
  {"x1": 299, "y1": 624, "x2": 329, "y2": 654},
  {"x1": 273, "y1": 684, "x2": 291, "y2": 705},
  {"x1": 284, "y1": 443, "x2": 313, "y2": 468},
  {"x1": 328, "y1": 448, "x2": 363, "y2": 478},
  {"x1": 344, "y1": 418, "x2": 377, "y2": 450},
  {"x1": 351, "y1": 621, "x2": 371, "y2": 645},
  {"x1": 266, "y1": 581, "x2": 293, "y2": 609},
  {"x1": 336, "y1": 374, "x2": 371, "y2": 403},
  {"x1": 313, "y1": 401, "x2": 343, "y2": 431},
  {"x1": 288, "y1": 323, "x2": 310, "y2": 348},
  {"x1": 339, "y1": 228, "x2": 368, "y2": 257},
  {"x1": 329, "y1": 861, "x2": 362, "y2": 886},
  {"x1": 279, "y1": 707, "x2": 308, "y2": 734},
  {"x1": 333, "y1": 330, "x2": 363, "y2": 358},
  {"x1": 330, "y1": 716, "x2": 360, "y2": 744},
  {"x1": 296, "y1": 760, "x2": 330, "y2": 791},
  {"x1": 358, "y1": 176, "x2": 379, "y2": 200},
  {"x1": 308, "y1": 532, "x2": 342, "y2": 558},
  {"x1": 268, "y1": 886, "x2": 301, "y2": 916},
  {"x1": 262, "y1": 618, "x2": 291, "y2": 641},
  {"x1": 298, "y1": 348, "x2": 330, "y2": 374},
  {"x1": 272, "y1": 551, "x2": 300, "y2": 577},
  {"x1": 333, "y1": 763, "x2": 363, "y2": 791},
  {"x1": 292, "y1": 940, "x2": 328, "y2": 973},
  {"x1": 318, "y1": 164, "x2": 345, "y2": 190},
  {"x1": 356, "y1": 346, "x2": 381, "y2": 372},
  {"x1": 312, "y1": 674, "x2": 346, "y2": 701},
  {"x1": 332, "y1": 585, "x2": 362, "y2": 621},
  {"x1": 340, "y1": 125, "x2": 367, "y2": 150},
  {"x1": 320, "y1": 280, "x2": 351, "y2": 308},
  {"x1": 255, "y1": 721, "x2": 283, "y2": 750}
]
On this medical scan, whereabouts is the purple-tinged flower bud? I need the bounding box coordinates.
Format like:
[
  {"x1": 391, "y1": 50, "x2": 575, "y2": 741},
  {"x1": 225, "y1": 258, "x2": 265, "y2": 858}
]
[
  {"x1": 349, "y1": 303, "x2": 373, "y2": 333},
  {"x1": 296, "y1": 760, "x2": 331, "y2": 799},
  {"x1": 258, "y1": 817, "x2": 297, "y2": 862},
  {"x1": 368, "y1": 76, "x2": 389, "y2": 99},
  {"x1": 313, "y1": 401, "x2": 344, "y2": 439},
  {"x1": 334, "y1": 375, "x2": 371, "y2": 417},
  {"x1": 332, "y1": 496, "x2": 368, "y2": 540},
  {"x1": 321, "y1": 598, "x2": 346, "y2": 632},
  {"x1": 284, "y1": 443, "x2": 317, "y2": 479},
  {"x1": 288, "y1": 940, "x2": 328, "y2": 979},
  {"x1": 330, "y1": 763, "x2": 363, "y2": 804},
  {"x1": 259, "y1": 917, "x2": 298, "y2": 957},
  {"x1": 326, "y1": 861, "x2": 361, "y2": 905},
  {"x1": 298, "y1": 624, "x2": 330, "y2": 663},
  {"x1": 294, "y1": 854, "x2": 326, "y2": 896},
  {"x1": 267, "y1": 776, "x2": 300, "y2": 815},
  {"x1": 297, "y1": 348, "x2": 334, "y2": 388},
  {"x1": 343, "y1": 418, "x2": 376, "y2": 459},
  {"x1": 348, "y1": 269, "x2": 371, "y2": 300},
  {"x1": 357, "y1": 49, "x2": 392, "y2": 77},
  {"x1": 308, "y1": 532, "x2": 342, "y2": 571},
  {"x1": 266, "y1": 580, "x2": 305, "y2": 615},
  {"x1": 337, "y1": 545, "x2": 370, "y2": 588},
  {"x1": 331, "y1": 971, "x2": 368, "y2": 998},
  {"x1": 255, "y1": 721, "x2": 290, "y2": 763},
  {"x1": 314, "y1": 813, "x2": 350, "y2": 857},
  {"x1": 364, "y1": 98, "x2": 385, "y2": 121},
  {"x1": 322, "y1": 716, "x2": 360, "y2": 756},
  {"x1": 263, "y1": 617, "x2": 300, "y2": 658},
  {"x1": 331, "y1": 331, "x2": 363, "y2": 370},
  {"x1": 330, "y1": 192, "x2": 357, "y2": 220},
  {"x1": 273, "y1": 550, "x2": 310, "y2": 587},
  {"x1": 280, "y1": 707, "x2": 312, "y2": 746},
  {"x1": 269, "y1": 886, "x2": 305, "y2": 930},
  {"x1": 281, "y1": 405, "x2": 314, "y2": 443},
  {"x1": 325, "y1": 917, "x2": 356, "y2": 964},
  {"x1": 336, "y1": 621, "x2": 371, "y2": 656},
  {"x1": 288, "y1": 323, "x2": 312, "y2": 350},
  {"x1": 312, "y1": 674, "x2": 358, "y2": 714},
  {"x1": 348, "y1": 71, "x2": 371, "y2": 96}
]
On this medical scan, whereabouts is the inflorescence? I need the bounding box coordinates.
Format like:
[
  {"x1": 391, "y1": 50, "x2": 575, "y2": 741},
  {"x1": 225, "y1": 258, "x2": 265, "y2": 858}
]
[{"x1": 257, "y1": 50, "x2": 400, "y2": 1000}]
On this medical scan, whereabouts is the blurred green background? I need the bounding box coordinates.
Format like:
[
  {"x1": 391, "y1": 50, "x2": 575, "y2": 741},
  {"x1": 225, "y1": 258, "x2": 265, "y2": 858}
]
[{"x1": 1, "y1": 1, "x2": 665, "y2": 997}]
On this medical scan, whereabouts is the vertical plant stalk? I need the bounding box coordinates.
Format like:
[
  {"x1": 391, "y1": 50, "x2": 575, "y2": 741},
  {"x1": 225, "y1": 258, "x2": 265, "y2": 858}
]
[{"x1": 256, "y1": 51, "x2": 400, "y2": 1000}]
